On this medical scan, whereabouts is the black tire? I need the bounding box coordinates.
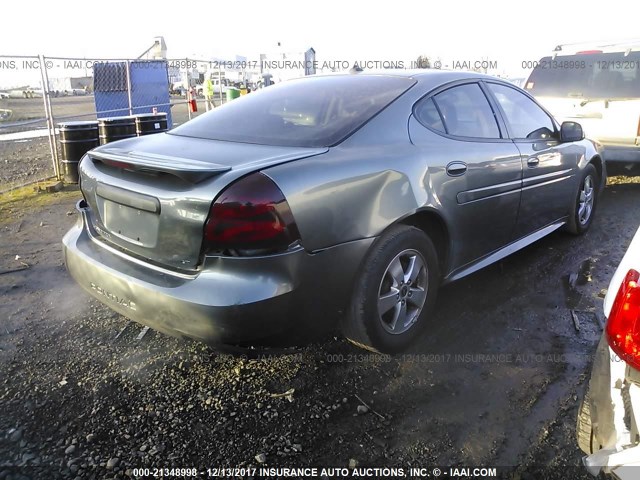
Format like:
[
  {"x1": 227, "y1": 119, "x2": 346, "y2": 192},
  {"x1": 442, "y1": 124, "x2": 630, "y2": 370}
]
[
  {"x1": 567, "y1": 164, "x2": 599, "y2": 235},
  {"x1": 342, "y1": 225, "x2": 440, "y2": 353},
  {"x1": 577, "y1": 389, "x2": 595, "y2": 455}
]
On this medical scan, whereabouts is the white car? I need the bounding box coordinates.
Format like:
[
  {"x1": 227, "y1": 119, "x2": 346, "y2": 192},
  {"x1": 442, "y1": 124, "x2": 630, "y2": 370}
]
[
  {"x1": 525, "y1": 41, "x2": 640, "y2": 176},
  {"x1": 0, "y1": 92, "x2": 9, "y2": 99},
  {"x1": 579, "y1": 225, "x2": 640, "y2": 478}
]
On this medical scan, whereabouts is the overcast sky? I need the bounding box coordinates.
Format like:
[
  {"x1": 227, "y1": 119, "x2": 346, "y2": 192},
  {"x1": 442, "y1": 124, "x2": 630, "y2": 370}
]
[{"x1": 1, "y1": 0, "x2": 640, "y2": 81}]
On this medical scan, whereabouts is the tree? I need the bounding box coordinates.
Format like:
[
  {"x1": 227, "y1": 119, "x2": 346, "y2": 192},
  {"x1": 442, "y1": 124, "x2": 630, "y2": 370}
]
[{"x1": 416, "y1": 55, "x2": 431, "y2": 69}]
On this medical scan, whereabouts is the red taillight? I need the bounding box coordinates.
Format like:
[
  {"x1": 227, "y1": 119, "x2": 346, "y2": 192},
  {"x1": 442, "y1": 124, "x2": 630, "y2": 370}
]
[
  {"x1": 202, "y1": 173, "x2": 301, "y2": 255},
  {"x1": 606, "y1": 269, "x2": 640, "y2": 369},
  {"x1": 102, "y1": 159, "x2": 133, "y2": 170}
]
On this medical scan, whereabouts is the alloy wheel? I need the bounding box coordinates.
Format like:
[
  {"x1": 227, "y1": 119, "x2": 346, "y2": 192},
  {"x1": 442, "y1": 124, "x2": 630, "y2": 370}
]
[
  {"x1": 377, "y1": 249, "x2": 428, "y2": 335},
  {"x1": 578, "y1": 175, "x2": 595, "y2": 226}
]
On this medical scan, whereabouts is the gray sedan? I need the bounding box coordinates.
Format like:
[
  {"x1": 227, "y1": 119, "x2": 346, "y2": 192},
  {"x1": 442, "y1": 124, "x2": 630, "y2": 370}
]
[{"x1": 63, "y1": 70, "x2": 605, "y2": 353}]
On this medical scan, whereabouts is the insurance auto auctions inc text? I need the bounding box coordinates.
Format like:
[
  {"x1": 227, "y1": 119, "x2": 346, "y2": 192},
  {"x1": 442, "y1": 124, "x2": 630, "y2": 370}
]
[
  {"x1": 259, "y1": 60, "x2": 498, "y2": 70},
  {"x1": 248, "y1": 466, "x2": 497, "y2": 477}
]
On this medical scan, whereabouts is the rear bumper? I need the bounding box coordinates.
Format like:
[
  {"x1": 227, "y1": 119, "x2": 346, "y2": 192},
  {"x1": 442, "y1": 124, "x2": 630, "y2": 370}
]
[
  {"x1": 62, "y1": 200, "x2": 374, "y2": 345},
  {"x1": 581, "y1": 334, "x2": 640, "y2": 478},
  {"x1": 602, "y1": 145, "x2": 640, "y2": 175}
]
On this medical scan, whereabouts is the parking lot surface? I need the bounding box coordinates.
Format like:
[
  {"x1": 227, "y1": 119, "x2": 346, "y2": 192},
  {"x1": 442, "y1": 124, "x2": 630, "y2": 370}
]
[{"x1": 1, "y1": 177, "x2": 639, "y2": 479}]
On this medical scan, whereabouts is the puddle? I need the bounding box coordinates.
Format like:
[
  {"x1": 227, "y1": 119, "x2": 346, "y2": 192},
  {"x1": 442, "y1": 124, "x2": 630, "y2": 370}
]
[{"x1": 563, "y1": 258, "x2": 596, "y2": 309}]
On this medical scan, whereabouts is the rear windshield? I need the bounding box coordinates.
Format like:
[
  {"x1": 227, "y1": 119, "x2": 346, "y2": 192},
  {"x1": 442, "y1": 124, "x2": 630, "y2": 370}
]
[
  {"x1": 525, "y1": 52, "x2": 640, "y2": 99},
  {"x1": 170, "y1": 75, "x2": 415, "y2": 147}
]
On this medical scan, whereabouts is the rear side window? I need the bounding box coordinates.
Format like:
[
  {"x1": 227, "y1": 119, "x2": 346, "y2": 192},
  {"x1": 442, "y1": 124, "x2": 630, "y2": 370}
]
[
  {"x1": 487, "y1": 83, "x2": 555, "y2": 140},
  {"x1": 525, "y1": 52, "x2": 640, "y2": 99},
  {"x1": 429, "y1": 83, "x2": 501, "y2": 138},
  {"x1": 170, "y1": 75, "x2": 416, "y2": 147},
  {"x1": 414, "y1": 97, "x2": 446, "y2": 133}
]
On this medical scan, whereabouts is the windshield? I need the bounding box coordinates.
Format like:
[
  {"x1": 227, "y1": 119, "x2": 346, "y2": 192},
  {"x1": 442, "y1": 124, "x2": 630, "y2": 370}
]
[
  {"x1": 170, "y1": 75, "x2": 416, "y2": 147},
  {"x1": 524, "y1": 52, "x2": 640, "y2": 99}
]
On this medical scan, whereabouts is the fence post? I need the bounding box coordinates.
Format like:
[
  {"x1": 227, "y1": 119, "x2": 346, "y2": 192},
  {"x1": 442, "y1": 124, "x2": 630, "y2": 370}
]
[
  {"x1": 126, "y1": 60, "x2": 133, "y2": 116},
  {"x1": 38, "y1": 54, "x2": 61, "y2": 180}
]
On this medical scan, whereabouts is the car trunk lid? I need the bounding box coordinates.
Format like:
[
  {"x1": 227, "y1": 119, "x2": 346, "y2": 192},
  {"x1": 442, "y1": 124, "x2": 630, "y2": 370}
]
[{"x1": 79, "y1": 133, "x2": 327, "y2": 271}]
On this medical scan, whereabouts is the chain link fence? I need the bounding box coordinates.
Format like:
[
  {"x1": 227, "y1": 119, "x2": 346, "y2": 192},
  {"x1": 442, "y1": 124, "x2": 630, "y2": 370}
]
[
  {"x1": 0, "y1": 53, "x2": 315, "y2": 192},
  {"x1": 0, "y1": 55, "x2": 236, "y2": 192},
  {"x1": 0, "y1": 55, "x2": 58, "y2": 192}
]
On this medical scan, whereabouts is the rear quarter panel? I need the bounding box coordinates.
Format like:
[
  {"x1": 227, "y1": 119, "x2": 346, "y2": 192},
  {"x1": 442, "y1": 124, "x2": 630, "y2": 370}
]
[{"x1": 263, "y1": 83, "x2": 436, "y2": 253}]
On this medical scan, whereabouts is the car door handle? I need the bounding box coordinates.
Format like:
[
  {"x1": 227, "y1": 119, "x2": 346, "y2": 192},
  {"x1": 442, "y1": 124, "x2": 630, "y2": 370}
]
[
  {"x1": 527, "y1": 156, "x2": 540, "y2": 168},
  {"x1": 446, "y1": 161, "x2": 467, "y2": 176}
]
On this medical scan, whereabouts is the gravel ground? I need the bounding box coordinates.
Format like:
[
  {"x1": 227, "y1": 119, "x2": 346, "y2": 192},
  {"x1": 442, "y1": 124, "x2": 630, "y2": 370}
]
[{"x1": 1, "y1": 177, "x2": 639, "y2": 480}]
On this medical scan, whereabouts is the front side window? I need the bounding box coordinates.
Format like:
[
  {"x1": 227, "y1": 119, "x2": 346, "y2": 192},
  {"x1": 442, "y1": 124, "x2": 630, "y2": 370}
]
[
  {"x1": 430, "y1": 83, "x2": 501, "y2": 139},
  {"x1": 487, "y1": 83, "x2": 555, "y2": 140}
]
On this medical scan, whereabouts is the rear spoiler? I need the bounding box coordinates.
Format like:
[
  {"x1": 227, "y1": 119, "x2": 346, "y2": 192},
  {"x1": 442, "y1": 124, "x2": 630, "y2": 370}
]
[{"x1": 89, "y1": 147, "x2": 231, "y2": 183}]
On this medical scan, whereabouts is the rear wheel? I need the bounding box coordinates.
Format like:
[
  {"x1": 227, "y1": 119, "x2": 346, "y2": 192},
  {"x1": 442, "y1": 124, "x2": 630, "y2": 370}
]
[
  {"x1": 342, "y1": 225, "x2": 440, "y2": 353},
  {"x1": 567, "y1": 164, "x2": 599, "y2": 235}
]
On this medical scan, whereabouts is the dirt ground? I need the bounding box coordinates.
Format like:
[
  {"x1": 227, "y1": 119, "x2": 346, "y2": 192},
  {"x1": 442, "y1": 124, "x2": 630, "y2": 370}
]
[{"x1": 1, "y1": 175, "x2": 639, "y2": 479}]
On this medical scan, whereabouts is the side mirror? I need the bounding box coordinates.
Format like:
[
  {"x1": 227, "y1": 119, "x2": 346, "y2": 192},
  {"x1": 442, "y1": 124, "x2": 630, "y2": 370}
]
[{"x1": 560, "y1": 121, "x2": 584, "y2": 142}]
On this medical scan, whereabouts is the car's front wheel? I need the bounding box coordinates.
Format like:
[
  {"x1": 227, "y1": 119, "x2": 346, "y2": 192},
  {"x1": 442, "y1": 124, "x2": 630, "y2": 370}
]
[
  {"x1": 567, "y1": 163, "x2": 599, "y2": 235},
  {"x1": 342, "y1": 225, "x2": 440, "y2": 353}
]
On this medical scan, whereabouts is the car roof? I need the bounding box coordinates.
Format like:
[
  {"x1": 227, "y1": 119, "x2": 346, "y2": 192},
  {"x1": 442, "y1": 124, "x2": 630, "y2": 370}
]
[
  {"x1": 314, "y1": 69, "x2": 516, "y2": 94},
  {"x1": 312, "y1": 69, "x2": 504, "y2": 84},
  {"x1": 551, "y1": 39, "x2": 640, "y2": 55}
]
